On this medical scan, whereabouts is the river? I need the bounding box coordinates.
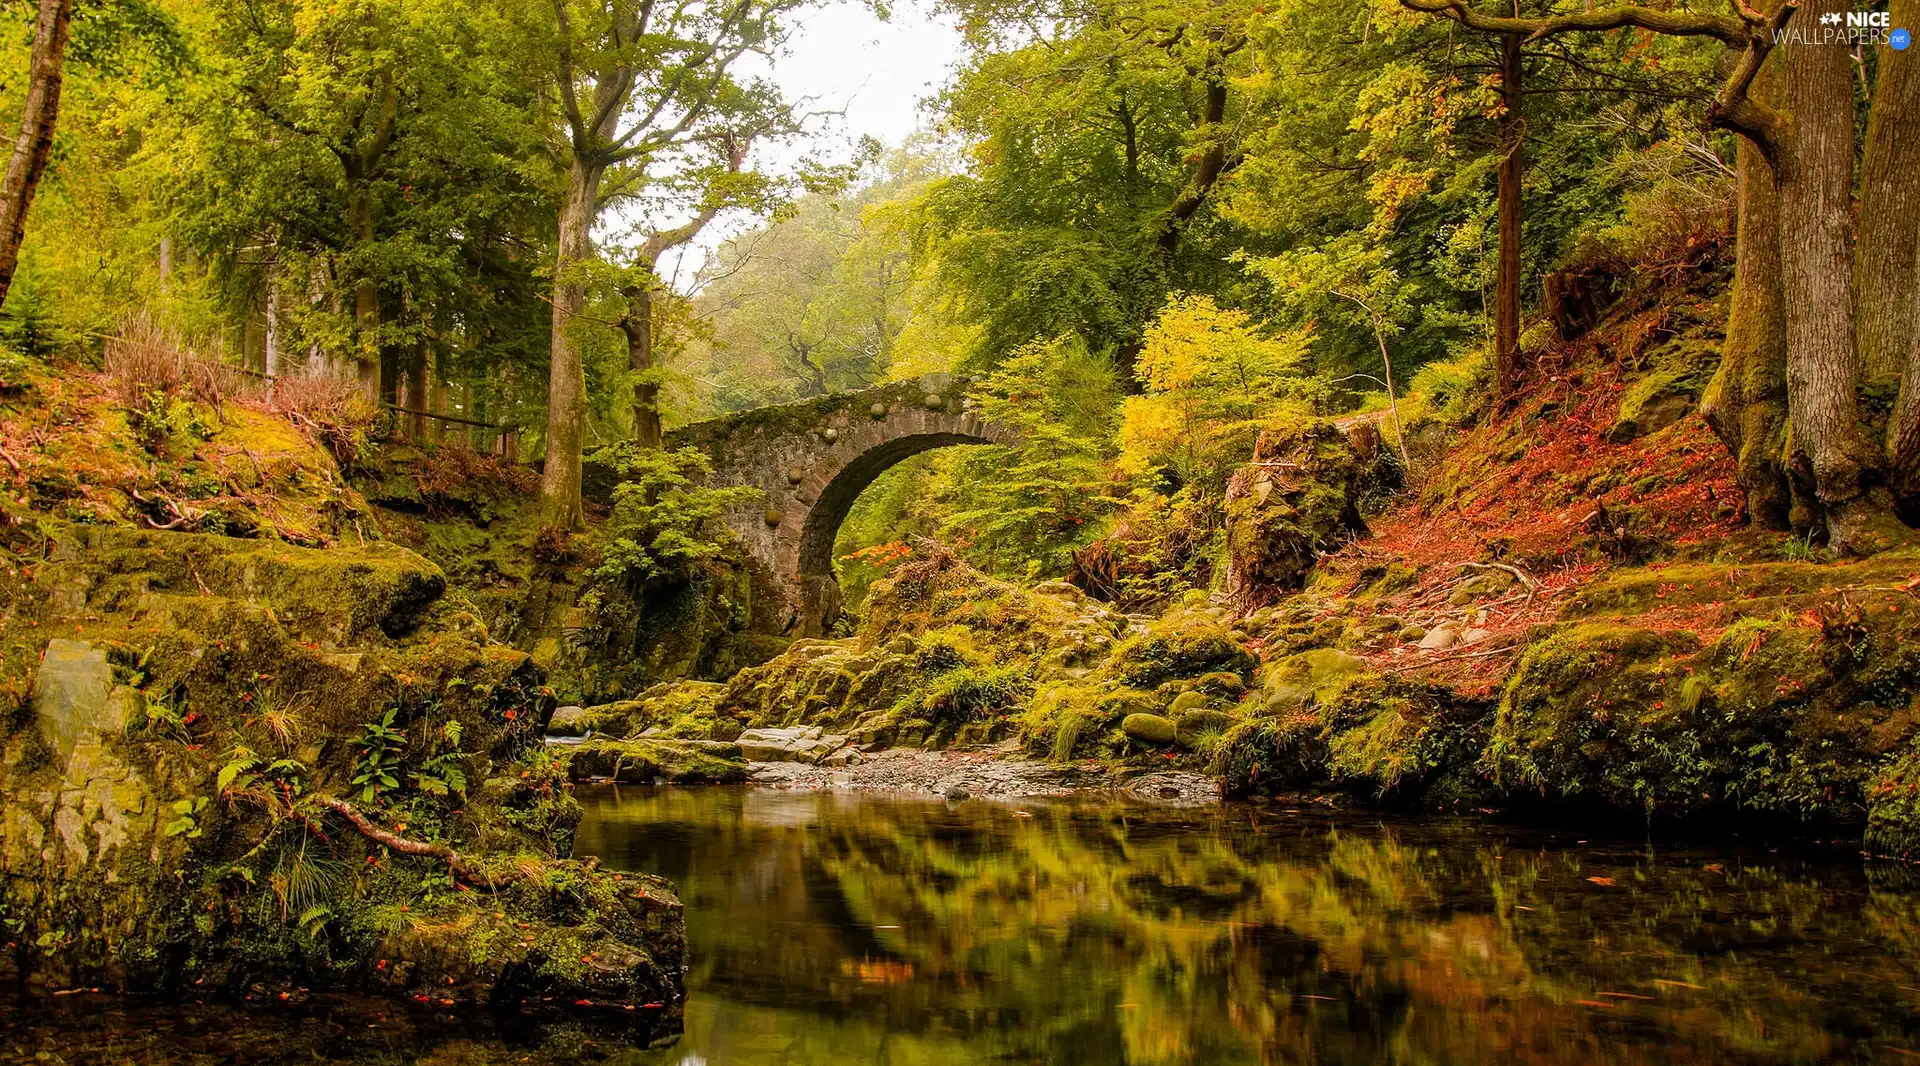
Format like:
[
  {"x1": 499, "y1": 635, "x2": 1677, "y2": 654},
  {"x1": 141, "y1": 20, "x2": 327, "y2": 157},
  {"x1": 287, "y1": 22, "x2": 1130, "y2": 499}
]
[{"x1": 6, "y1": 784, "x2": 1920, "y2": 1063}]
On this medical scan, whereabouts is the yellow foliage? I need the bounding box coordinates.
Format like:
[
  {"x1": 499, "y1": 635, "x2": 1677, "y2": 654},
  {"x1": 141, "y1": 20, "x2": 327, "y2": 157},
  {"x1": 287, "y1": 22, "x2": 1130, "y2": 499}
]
[{"x1": 1119, "y1": 294, "x2": 1315, "y2": 486}]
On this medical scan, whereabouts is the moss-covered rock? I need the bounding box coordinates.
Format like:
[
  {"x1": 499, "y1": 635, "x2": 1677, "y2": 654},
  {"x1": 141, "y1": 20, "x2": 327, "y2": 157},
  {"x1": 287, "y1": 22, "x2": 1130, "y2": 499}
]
[
  {"x1": 1222, "y1": 421, "x2": 1365, "y2": 606},
  {"x1": 44, "y1": 524, "x2": 447, "y2": 644},
  {"x1": 1211, "y1": 714, "x2": 1328, "y2": 798},
  {"x1": 1174, "y1": 708, "x2": 1241, "y2": 752},
  {"x1": 1259, "y1": 648, "x2": 1370, "y2": 713},
  {"x1": 1487, "y1": 604, "x2": 1920, "y2": 828},
  {"x1": 1109, "y1": 609, "x2": 1257, "y2": 688},
  {"x1": 1121, "y1": 713, "x2": 1176, "y2": 745}
]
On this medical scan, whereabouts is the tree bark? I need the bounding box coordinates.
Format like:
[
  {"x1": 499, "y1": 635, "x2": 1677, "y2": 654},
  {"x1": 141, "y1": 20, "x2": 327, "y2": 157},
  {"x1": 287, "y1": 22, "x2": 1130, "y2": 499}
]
[
  {"x1": 1870, "y1": 0, "x2": 1920, "y2": 509},
  {"x1": 1701, "y1": 56, "x2": 1792, "y2": 530},
  {"x1": 264, "y1": 282, "x2": 283, "y2": 380},
  {"x1": 623, "y1": 279, "x2": 662, "y2": 448},
  {"x1": 1777, "y1": 0, "x2": 1901, "y2": 552},
  {"x1": 541, "y1": 158, "x2": 604, "y2": 526},
  {"x1": 0, "y1": 0, "x2": 73, "y2": 308},
  {"x1": 1857, "y1": 0, "x2": 1920, "y2": 388},
  {"x1": 428, "y1": 347, "x2": 447, "y2": 448},
  {"x1": 404, "y1": 315, "x2": 429, "y2": 441},
  {"x1": 1494, "y1": 31, "x2": 1524, "y2": 402}
]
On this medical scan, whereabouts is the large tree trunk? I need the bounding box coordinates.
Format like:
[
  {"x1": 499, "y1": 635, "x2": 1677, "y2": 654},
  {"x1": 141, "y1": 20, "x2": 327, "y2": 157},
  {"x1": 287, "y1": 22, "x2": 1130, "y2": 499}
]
[
  {"x1": 1857, "y1": 0, "x2": 1920, "y2": 387},
  {"x1": 541, "y1": 158, "x2": 603, "y2": 527},
  {"x1": 0, "y1": 0, "x2": 73, "y2": 308},
  {"x1": 1701, "y1": 57, "x2": 1792, "y2": 530},
  {"x1": 1870, "y1": 0, "x2": 1920, "y2": 510},
  {"x1": 624, "y1": 278, "x2": 663, "y2": 448},
  {"x1": 1494, "y1": 31, "x2": 1524, "y2": 402},
  {"x1": 349, "y1": 196, "x2": 382, "y2": 402},
  {"x1": 1776, "y1": 0, "x2": 1902, "y2": 552}
]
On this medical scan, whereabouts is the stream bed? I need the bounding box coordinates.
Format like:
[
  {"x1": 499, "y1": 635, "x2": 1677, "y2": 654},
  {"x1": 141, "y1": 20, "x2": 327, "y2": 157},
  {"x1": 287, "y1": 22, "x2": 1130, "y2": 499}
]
[{"x1": 8, "y1": 784, "x2": 1920, "y2": 1063}]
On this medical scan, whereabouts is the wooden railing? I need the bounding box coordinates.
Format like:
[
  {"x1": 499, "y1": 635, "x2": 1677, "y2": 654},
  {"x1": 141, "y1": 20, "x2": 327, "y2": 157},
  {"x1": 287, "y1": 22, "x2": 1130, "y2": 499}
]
[{"x1": 378, "y1": 403, "x2": 517, "y2": 460}]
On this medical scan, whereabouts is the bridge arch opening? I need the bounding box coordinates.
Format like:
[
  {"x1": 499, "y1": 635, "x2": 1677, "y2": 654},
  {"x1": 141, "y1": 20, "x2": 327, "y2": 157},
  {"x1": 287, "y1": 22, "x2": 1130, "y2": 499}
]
[{"x1": 796, "y1": 431, "x2": 995, "y2": 635}]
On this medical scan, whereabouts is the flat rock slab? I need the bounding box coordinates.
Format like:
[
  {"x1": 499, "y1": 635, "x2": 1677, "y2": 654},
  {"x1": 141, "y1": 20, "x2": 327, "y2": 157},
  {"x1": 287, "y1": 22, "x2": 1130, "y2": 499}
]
[
  {"x1": 748, "y1": 748, "x2": 1222, "y2": 804},
  {"x1": 736, "y1": 726, "x2": 849, "y2": 763}
]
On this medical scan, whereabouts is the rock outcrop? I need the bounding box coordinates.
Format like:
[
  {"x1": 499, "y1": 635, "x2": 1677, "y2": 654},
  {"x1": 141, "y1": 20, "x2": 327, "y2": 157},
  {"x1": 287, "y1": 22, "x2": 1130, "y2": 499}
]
[{"x1": 0, "y1": 520, "x2": 687, "y2": 1010}]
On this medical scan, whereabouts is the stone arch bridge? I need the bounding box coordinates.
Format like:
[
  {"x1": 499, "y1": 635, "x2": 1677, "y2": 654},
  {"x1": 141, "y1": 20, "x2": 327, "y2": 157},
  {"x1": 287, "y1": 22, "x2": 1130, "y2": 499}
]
[{"x1": 663, "y1": 375, "x2": 1015, "y2": 636}]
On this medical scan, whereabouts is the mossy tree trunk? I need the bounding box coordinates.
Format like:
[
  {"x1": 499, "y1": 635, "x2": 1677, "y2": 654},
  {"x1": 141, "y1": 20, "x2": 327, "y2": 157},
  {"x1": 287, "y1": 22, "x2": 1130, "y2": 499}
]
[
  {"x1": 1776, "y1": 0, "x2": 1904, "y2": 553},
  {"x1": 622, "y1": 277, "x2": 663, "y2": 449},
  {"x1": 541, "y1": 157, "x2": 604, "y2": 527},
  {"x1": 1872, "y1": 0, "x2": 1920, "y2": 512},
  {"x1": 1701, "y1": 57, "x2": 1791, "y2": 531}
]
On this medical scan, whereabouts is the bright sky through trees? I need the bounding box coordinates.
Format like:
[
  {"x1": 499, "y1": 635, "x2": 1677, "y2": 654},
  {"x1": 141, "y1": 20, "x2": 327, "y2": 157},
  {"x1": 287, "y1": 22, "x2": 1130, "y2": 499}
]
[{"x1": 649, "y1": 0, "x2": 965, "y2": 291}]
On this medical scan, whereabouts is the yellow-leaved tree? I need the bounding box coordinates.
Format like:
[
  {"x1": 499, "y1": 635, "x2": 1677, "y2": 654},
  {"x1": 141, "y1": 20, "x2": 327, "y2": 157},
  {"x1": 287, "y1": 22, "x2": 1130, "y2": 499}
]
[{"x1": 1119, "y1": 294, "x2": 1318, "y2": 490}]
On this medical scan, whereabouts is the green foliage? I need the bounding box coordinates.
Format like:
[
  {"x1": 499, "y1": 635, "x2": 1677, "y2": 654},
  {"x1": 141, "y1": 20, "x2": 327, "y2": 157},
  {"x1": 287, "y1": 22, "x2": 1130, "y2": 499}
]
[
  {"x1": 586, "y1": 444, "x2": 761, "y2": 588},
  {"x1": 930, "y1": 336, "x2": 1120, "y2": 578},
  {"x1": 685, "y1": 149, "x2": 936, "y2": 414},
  {"x1": 891, "y1": 629, "x2": 1034, "y2": 727},
  {"x1": 1404, "y1": 348, "x2": 1493, "y2": 427},
  {"x1": 163, "y1": 797, "x2": 211, "y2": 839},
  {"x1": 350, "y1": 710, "x2": 407, "y2": 804}
]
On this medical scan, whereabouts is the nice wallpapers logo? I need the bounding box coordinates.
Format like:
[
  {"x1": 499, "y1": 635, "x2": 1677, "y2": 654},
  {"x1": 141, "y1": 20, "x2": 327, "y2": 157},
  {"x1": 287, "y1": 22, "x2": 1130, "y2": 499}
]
[{"x1": 1776, "y1": 8, "x2": 1911, "y2": 46}]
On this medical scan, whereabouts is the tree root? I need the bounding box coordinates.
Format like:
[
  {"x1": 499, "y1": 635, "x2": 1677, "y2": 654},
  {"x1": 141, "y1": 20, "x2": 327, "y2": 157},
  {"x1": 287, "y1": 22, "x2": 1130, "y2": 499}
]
[
  {"x1": 317, "y1": 796, "x2": 523, "y2": 891},
  {"x1": 1454, "y1": 559, "x2": 1537, "y2": 590}
]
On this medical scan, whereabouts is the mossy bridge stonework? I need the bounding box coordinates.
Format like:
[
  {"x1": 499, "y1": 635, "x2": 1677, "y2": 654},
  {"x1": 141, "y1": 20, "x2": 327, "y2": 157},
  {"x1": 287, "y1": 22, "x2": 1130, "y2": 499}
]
[{"x1": 663, "y1": 375, "x2": 1014, "y2": 636}]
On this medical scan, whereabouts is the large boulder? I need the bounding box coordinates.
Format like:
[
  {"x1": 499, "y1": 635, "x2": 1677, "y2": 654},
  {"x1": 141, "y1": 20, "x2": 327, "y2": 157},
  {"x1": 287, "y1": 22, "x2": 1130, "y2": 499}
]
[
  {"x1": 1121, "y1": 713, "x2": 1177, "y2": 746},
  {"x1": 1222, "y1": 422, "x2": 1365, "y2": 608}
]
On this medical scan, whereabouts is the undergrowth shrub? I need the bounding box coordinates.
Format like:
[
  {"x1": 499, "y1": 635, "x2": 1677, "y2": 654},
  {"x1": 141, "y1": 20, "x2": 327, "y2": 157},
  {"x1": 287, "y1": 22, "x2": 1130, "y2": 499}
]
[
  {"x1": 1403, "y1": 348, "x2": 1490, "y2": 428},
  {"x1": 104, "y1": 311, "x2": 376, "y2": 467}
]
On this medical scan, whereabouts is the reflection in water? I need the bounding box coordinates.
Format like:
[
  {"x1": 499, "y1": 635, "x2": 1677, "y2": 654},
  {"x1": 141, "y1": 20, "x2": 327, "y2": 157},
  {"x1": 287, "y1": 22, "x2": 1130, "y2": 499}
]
[
  {"x1": 4, "y1": 787, "x2": 1919, "y2": 1065},
  {"x1": 574, "y1": 786, "x2": 1920, "y2": 1066}
]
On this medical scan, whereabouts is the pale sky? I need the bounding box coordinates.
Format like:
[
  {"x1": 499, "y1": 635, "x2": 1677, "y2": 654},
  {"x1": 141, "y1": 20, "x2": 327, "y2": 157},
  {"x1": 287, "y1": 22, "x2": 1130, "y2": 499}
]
[{"x1": 651, "y1": 0, "x2": 967, "y2": 292}]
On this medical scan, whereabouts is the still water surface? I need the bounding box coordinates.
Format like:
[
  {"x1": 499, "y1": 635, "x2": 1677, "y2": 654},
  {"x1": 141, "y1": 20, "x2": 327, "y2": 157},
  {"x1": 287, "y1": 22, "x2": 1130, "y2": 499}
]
[{"x1": 7, "y1": 784, "x2": 1920, "y2": 1064}]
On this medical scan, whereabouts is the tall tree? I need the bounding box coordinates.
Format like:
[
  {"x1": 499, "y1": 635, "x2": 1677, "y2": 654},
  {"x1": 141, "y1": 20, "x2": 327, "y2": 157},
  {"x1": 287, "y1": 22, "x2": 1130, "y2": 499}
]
[
  {"x1": 531, "y1": 0, "x2": 805, "y2": 527},
  {"x1": 1493, "y1": 25, "x2": 1523, "y2": 402},
  {"x1": 176, "y1": 0, "x2": 549, "y2": 404},
  {"x1": 0, "y1": 0, "x2": 74, "y2": 307}
]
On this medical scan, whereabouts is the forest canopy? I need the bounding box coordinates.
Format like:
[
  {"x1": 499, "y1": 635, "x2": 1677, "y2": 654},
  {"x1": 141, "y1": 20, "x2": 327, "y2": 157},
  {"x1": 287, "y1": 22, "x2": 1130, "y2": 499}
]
[{"x1": 2, "y1": 0, "x2": 1917, "y2": 592}]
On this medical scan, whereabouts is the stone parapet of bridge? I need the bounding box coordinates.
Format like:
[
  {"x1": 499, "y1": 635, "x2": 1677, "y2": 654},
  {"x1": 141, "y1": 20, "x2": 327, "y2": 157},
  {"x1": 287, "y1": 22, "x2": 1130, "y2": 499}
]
[{"x1": 664, "y1": 374, "x2": 1014, "y2": 636}]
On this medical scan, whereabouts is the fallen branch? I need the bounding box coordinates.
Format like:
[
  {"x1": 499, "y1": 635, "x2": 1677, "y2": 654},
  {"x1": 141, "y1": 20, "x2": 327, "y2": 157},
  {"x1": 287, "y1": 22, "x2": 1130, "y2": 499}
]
[{"x1": 316, "y1": 796, "x2": 522, "y2": 891}]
